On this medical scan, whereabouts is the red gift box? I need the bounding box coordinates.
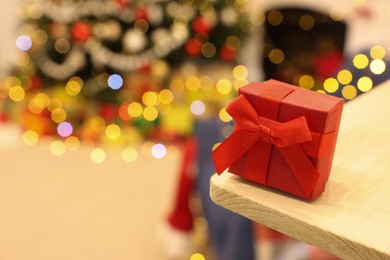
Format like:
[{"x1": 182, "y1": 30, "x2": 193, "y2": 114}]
[{"x1": 212, "y1": 79, "x2": 344, "y2": 200}]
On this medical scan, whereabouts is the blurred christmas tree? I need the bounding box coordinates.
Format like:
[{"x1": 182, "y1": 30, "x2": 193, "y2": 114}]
[{"x1": 1, "y1": 0, "x2": 250, "y2": 158}]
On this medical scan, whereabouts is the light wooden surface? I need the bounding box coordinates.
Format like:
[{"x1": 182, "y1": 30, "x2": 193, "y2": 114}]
[{"x1": 210, "y1": 80, "x2": 390, "y2": 259}]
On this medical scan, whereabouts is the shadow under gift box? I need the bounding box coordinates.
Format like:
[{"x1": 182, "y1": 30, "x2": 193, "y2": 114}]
[{"x1": 213, "y1": 80, "x2": 344, "y2": 200}]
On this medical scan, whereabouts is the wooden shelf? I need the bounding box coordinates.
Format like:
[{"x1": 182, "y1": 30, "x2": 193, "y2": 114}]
[{"x1": 210, "y1": 80, "x2": 390, "y2": 259}]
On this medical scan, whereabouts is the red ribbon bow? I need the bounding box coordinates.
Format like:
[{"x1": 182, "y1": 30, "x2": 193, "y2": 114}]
[{"x1": 212, "y1": 94, "x2": 320, "y2": 196}]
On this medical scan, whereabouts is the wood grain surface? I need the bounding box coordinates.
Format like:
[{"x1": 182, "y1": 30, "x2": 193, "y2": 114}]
[{"x1": 210, "y1": 80, "x2": 390, "y2": 259}]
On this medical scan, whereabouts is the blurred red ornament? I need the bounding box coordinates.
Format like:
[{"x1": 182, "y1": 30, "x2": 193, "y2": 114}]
[
  {"x1": 220, "y1": 46, "x2": 236, "y2": 61},
  {"x1": 314, "y1": 51, "x2": 343, "y2": 80},
  {"x1": 30, "y1": 75, "x2": 42, "y2": 90},
  {"x1": 100, "y1": 104, "x2": 117, "y2": 121},
  {"x1": 185, "y1": 38, "x2": 202, "y2": 56},
  {"x1": 192, "y1": 17, "x2": 211, "y2": 35},
  {"x1": 71, "y1": 22, "x2": 91, "y2": 43},
  {"x1": 135, "y1": 7, "x2": 148, "y2": 20},
  {"x1": 0, "y1": 113, "x2": 9, "y2": 123}
]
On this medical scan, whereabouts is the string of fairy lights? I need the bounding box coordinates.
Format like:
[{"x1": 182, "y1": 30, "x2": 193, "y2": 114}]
[{"x1": 0, "y1": 0, "x2": 389, "y2": 164}]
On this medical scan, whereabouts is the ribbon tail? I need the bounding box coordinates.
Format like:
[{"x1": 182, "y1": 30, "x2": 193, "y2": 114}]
[
  {"x1": 279, "y1": 145, "x2": 320, "y2": 197},
  {"x1": 212, "y1": 129, "x2": 260, "y2": 175}
]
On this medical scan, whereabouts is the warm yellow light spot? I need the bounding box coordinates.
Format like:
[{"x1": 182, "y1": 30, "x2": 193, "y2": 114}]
[
  {"x1": 152, "y1": 60, "x2": 170, "y2": 78},
  {"x1": 370, "y1": 59, "x2": 386, "y2": 74},
  {"x1": 299, "y1": 15, "x2": 315, "y2": 30},
  {"x1": 65, "y1": 77, "x2": 83, "y2": 96},
  {"x1": 269, "y1": 49, "x2": 284, "y2": 64},
  {"x1": 158, "y1": 89, "x2": 174, "y2": 105},
  {"x1": 216, "y1": 79, "x2": 232, "y2": 94},
  {"x1": 28, "y1": 97, "x2": 45, "y2": 114},
  {"x1": 134, "y1": 19, "x2": 149, "y2": 34},
  {"x1": 357, "y1": 76, "x2": 373, "y2": 92},
  {"x1": 190, "y1": 253, "x2": 205, "y2": 260},
  {"x1": 65, "y1": 136, "x2": 80, "y2": 151},
  {"x1": 22, "y1": 130, "x2": 39, "y2": 146},
  {"x1": 330, "y1": 7, "x2": 345, "y2": 21},
  {"x1": 267, "y1": 10, "x2": 283, "y2": 26},
  {"x1": 317, "y1": 90, "x2": 326, "y2": 94},
  {"x1": 143, "y1": 106, "x2": 158, "y2": 121},
  {"x1": 201, "y1": 42, "x2": 216, "y2": 58},
  {"x1": 186, "y1": 76, "x2": 201, "y2": 92},
  {"x1": 105, "y1": 124, "x2": 121, "y2": 139},
  {"x1": 55, "y1": 38, "x2": 70, "y2": 54},
  {"x1": 170, "y1": 78, "x2": 185, "y2": 93},
  {"x1": 342, "y1": 85, "x2": 357, "y2": 100},
  {"x1": 89, "y1": 116, "x2": 106, "y2": 132},
  {"x1": 4, "y1": 76, "x2": 21, "y2": 88},
  {"x1": 219, "y1": 108, "x2": 232, "y2": 122},
  {"x1": 337, "y1": 69, "x2": 353, "y2": 85},
  {"x1": 51, "y1": 108, "x2": 67, "y2": 123},
  {"x1": 128, "y1": 102, "x2": 143, "y2": 118},
  {"x1": 8, "y1": 86, "x2": 25, "y2": 102},
  {"x1": 250, "y1": 11, "x2": 265, "y2": 26},
  {"x1": 323, "y1": 78, "x2": 339, "y2": 93},
  {"x1": 47, "y1": 98, "x2": 62, "y2": 112},
  {"x1": 35, "y1": 93, "x2": 50, "y2": 107},
  {"x1": 370, "y1": 45, "x2": 386, "y2": 59},
  {"x1": 173, "y1": 14, "x2": 189, "y2": 30},
  {"x1": 142, "y1": 91, "x2": 159, "y2": 106},
  {"x1": 90, "y1": 148, "x2": 106, "y2": 163},
  {"x1": 234, "y1": 79, "x2": 249, "y2": 90},
  {"x1": 233, "y1": 65, "x2": 248, "y2": 80},
  {"x1": 200, "y1": 76, "x2": 214, "y2": 91},
  {"x1": 15, "y1": 52, "x2": 30, "y2": 67},
  {"x1": 225, "y1": 35, "x2": 241, "y2": 50},
  {"x1": 50, "y1": 140, "x2": 66, "y2": 156},
  {"x1": 298, "y1": 75, "x2": 315, "y2": 89},
  {"x1": 122, "y1": 147, "x2": 138, "y2": 163},
  {"x1": 353, "y1": 54, "x2": 369, "y2": 69}
]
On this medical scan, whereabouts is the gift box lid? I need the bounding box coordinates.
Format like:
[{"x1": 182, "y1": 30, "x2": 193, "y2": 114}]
[{"x1": 238, "y1": 79, "x2": 344, "y2": 134}]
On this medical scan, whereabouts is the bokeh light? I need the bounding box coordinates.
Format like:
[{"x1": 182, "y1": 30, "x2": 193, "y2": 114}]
[
  {"x1": 50, "y1": 140, "x2": 66, "y2": 156},
  {"x1": 323, "y1": 78, "x2": 339, "y2": 93},
  {"x1": 158, "y1": 89, "x2": 174, "y2": 105},
  {"x1": 190, "y1": 253, "x2": 205, "y2": 260},
  {"x1": 16, "y1": 35, "x2": 32, "y2": 51},
  {"x1": 299, "y1": 15, "x2": 315, "y2": 30},
  {"x1": 370, "y1": 45, "x2": 386, "y2": 59},
  {"x1": 370, "y1": 59, "x2": 386, "y2": 74},
  {"x1": 219, "y1": 108, "x2": 232, "y2": 122},
  {"x1": 122, "y1": 147, "x2": 138, "y2": 163},
  {"x1": 151, "y1": 143, "x2": 167, "y2": 159},
  {"x1": 269, "y1": 49, "x2": 284, "y2": 64},
  {"x1": 8, "y1": 86, "x2": 25, "y2": 102},
  {"x1": 128, "y1": 102, "x2": 143, "y2": 118},
  {"x1": 357, "y1": 76, "x2": 373, "y2": 92},
  {"x1": 190, "y1": 100, "x2": 206, "y2": 116},
  {"x1": 51, "y1": 108, "x2": 67, "y2": 123},
  {"x1": 90, "y1": 148, "x2": 106, "y2": 163},
  {"x1": 22, "y1": 130, "x2": 39, "y2": 146},
  {"x1": 57, "y1": 122, "x2": 73, "y2": 137},
  {"x1": 107, "y1": 74, "x2": 123, "y2": 90},
  {"x1": 186, "y1": 76, "x2": 201, "y2": 92},
  {"x1": 233, "y1": 65, "x2": 248, "y2": 80},
  {"x1": 216, "y1": 79, "x2": 232, "y2": 94},
  {"x1": 143, "y1": 106, "x2": 158, "y2": 121},
  {"x1": 342, "y1": 85, "x2": 357, "y2": 100},
  {"x1": 298, "y1": 75, "x2": 314, "y2": 89},
  {"x1": 65, "y1": 136, "x2": 80, "y2": 151},
  {"x1": 267, "y1": 10, "x2": 283, "y2": 26},
  {"x1": 353, "y1": 54, "x2": 369, "y2": 69},
  {"x1": 65, "y1": 77, "x2": 83, "y2": 96},
  {"x1": 337, "y1": 69, "x2": 353, "y2": 85},
  {"x1": 105, "y1": 124, "x2": 121, "y2": 139},
  {"x1": 142, "y1": 91, "x2": 159, "y2": 106}
]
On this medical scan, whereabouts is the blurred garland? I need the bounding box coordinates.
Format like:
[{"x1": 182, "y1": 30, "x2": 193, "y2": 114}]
[{"x1": 0, "y1": 0, "x2": 251, "y2": 159}]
